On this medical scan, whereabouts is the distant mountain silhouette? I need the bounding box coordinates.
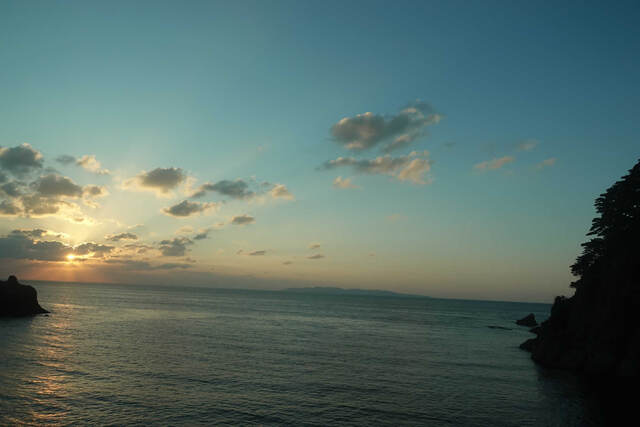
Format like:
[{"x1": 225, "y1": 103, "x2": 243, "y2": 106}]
[
  {"x1": 0, "y1": 275, "x2": 48, "y2": 316},
  {"x1": 283, "y1": 286, "x2": 425, "y2": 298},
  {"x1": 521, "y1": 159, "x2": 640, "y2": 377}
]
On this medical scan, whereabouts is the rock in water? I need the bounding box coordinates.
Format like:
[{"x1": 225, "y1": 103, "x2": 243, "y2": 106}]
[
  {"x1": 516, "y1": 313, "x2": 538, "y2": 327},
  {"x1": 0, "y1": 275, "x2": 49, "y2": 317}
]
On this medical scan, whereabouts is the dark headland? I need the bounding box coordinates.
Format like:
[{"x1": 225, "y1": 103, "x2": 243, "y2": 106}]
[
  {"x1": 521, "y1": 160, "x2": 640, "y2": 379},
  {"x1": 0, "y1": 275, "x2": 48, "y2": 317}
]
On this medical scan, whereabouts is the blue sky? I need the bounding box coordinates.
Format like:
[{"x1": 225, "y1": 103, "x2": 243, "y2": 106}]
[{"x1": 1, "y1": 0, "x2": 638, "y2": 301}]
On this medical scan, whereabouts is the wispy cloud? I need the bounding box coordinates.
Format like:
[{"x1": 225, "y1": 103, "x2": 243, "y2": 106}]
[
  {"x1": 236, "y1": 249, "x2": 266, "y2": 256},
  {"x1": 517, "y1": 140, "x2": 538, "y2": 152},
  {"x1": 231, "y1": 214, "x2": 255, "y2": 225},
  {"x1": 105, "y1": 232, "x2": 138, "y2": 242},
  {"x1": 191, "y1": 179, "x2": 254, "y2": 199},
  {"x1": 473, "y1": 156, "x2": 515, "y2": 171},
  {"x1": 536, "y1": 157, "x2": 557, "y2": 169},
  {"x1": 321, "y1": 151, "x2": 433, "y2": 184}
]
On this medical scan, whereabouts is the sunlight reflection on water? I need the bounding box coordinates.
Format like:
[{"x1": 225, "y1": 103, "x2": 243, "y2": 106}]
[{"x1": 1, "y1": 282, "x2": 604, "y2": 426}]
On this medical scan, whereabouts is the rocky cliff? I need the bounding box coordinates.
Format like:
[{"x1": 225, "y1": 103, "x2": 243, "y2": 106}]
[{"x1": 521, "y1": 160, "x2": 640, "y2": 378}]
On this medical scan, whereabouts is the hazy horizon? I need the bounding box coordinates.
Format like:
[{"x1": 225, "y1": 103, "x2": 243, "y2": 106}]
[{"x1": 2, "y1": 0, "x2": 639, "y2": 302}]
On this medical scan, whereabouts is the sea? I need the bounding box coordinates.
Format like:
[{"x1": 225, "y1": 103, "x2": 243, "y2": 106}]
[{"x1": 0, "y1": 281, "x2": 607, "y2": 426}]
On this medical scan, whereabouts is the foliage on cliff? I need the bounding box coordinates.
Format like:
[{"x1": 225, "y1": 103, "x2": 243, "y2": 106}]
[{"x1": 570, "y1": 160, "x2": 640, "y2": 285}]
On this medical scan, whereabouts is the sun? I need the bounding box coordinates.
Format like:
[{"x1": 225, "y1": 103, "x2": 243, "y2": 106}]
[{"x1": 66, "y1": 254, "x2": 76, "y2": 262}]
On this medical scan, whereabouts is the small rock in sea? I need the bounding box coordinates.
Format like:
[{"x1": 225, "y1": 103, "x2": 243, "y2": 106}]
[
  {"x1": 516, "y1": 313, "x2": 538, "y2": 327},
  {"x1": 0, "y1": 275, "x2": 49, "y2": 317}
]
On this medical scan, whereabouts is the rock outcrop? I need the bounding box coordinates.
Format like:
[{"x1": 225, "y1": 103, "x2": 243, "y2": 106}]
[
  {"x1": 521, "y1": 160, "x2": 640, "y2": 378},
  {"x1": 0, "y1": 275, "x2": 48, "y2": 317},
  {"x1": 515, "y1": 313, "x2": 537, "y2": 327}
]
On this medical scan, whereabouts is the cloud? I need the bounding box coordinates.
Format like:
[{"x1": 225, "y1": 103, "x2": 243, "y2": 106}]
[
  {"x1": 309, "y1": 243, "x2": 321, "y2": 250},
  {"x1": 474, "y1": 156, "x2": 515, "y2": 171},
  {"x1": 124, "y1": 167, "x2": 186, "y2": 197},
  {"x1": 283, "y1": 261, "x2": 293, "y2": 265},
  {"x1": 0, "y1": 143, "x2": 43, "y2": 176},
  {"x1": 158, "y1": 237, "x2": 193, "y2": 256},
  {"x1": 10, "y1": 229, "x2": 68, "y2": 239},
  {"x1": 307, "y1": 254, "x2": 325, "y2": 259},
  {"x1": 123, "y1": 243, "x2": 153, "y2": 254},
  {"x1": 83, "y1": 185, "x2": 108, "y2": 198},
  {"x1": 330, "y1": 101, "x2": 442, "y2": 152},
  {"x1": 162, "y1": 200, "x2": 217, "y2": 218},
  {"x1": 105, "y1": 232, "x2": 138, "y2": 242},
  {"x1": 236, "y1": 249, "x2": 266, "y2": 256},
  {"x1": 191, "y1": 179, "x2": 254, "y2": 199},
  {"x1": 55, "y1": 155, "x2": 76, "y2": 165},
  {"x1": 82, "y1": 185, "x2": 109, "y2": 208},
  {"x1": 321, "y1": 151, "x2": 433, "y2": 184},
  {"x1": 31, "y1": 174, "x2": 83, "y2": 198},
  {"x1": 333, "y1": 176, "x2": 359, "y2": 189},
  {"x1": 155, "y1": 262, "x2": 192, "y2": 270},
  {"x1": 19, "y1": 194, "x2": 68, "y2": 216},
  {"x1": 103, "y1": 259, "x2": 192, "y2": 271},
  {"x1": 176, "y1": 225, "x2": 194, "y2": 234},
  {"x1": 231, "y1": 214, "x2": 255, "y2": 225},
  {"x1": 73, "y1": 242, "x2": 114, "y2": 257},
  {"x1": 76, "y1": 155, "x2": 110, "y2": 175},
  {"x1": 0, "y1": 181, "x2": 25, "y2": 198},
  {"x1": 6, "y1": 174, "x2": 97, "y2": 217},
  {"x1": 193, "y1": 228, "x2": 212, "y2": 240},
  {"x1": 270, "y1": 184, "x2": 294, "y2": 200},
  {"x1": 0, "y1": 200, "x2": 21, "y2": 215},
  {"x1": 536, "y1": 157, "x2": 557, "y2": 169},
  {"x1": 517, "y1": 140, "x2": 539, "y2": 152},
  {"x1": 0, "y1": 146, "x2": 102, "y2": 223},
  {"x1": 0, "y1": 232, "x2": 72, "y2": 261}
]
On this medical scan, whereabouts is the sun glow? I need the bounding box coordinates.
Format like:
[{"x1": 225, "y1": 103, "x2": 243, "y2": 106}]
[{"x1": 66, "y1": 254, "x2": 76, "y2": 262}]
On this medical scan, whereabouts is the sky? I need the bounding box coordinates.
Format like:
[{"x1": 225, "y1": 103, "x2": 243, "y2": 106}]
[{"x1": 1, "y1": 0, "x2": 639, "y2": 302}]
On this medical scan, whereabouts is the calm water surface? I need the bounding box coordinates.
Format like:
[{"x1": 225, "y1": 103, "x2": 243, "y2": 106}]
[{"x1": 1, "y1": 282, "x2": 603, "y2": 425}]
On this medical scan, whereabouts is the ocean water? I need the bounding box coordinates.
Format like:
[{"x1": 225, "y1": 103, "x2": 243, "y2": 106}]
[{"x1": 1, "y1": 282, "x2": 604, "y2": 426}]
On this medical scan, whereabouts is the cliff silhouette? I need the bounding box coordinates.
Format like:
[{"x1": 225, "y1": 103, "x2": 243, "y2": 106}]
[
  {"x1": 521, "y1": 159, "x2": 640, "y2": 377},
  {"x1": 0, "y1": 275, "x2": 48, "y2": 317}
]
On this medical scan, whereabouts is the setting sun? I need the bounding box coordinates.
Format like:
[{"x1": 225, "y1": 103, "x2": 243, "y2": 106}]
[{"x1": 66, "y1": 254, "x2": 75, "y2": 262}]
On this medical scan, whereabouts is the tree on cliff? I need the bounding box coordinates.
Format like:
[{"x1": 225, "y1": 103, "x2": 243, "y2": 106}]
[{"x1": 570, "y1": 159, "x2": 640, "y2": 286}]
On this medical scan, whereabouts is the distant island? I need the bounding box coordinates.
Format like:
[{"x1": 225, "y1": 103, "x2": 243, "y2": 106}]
[
  {"x1": 282, "y1": 286, "x2": 425, "y2": 298},
  {"x1": 521, "y1": 159, "x2": 640, "y2": 378},
  {"x1": 0, "y1": 275, "x2": 49, "y2": 317}
]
